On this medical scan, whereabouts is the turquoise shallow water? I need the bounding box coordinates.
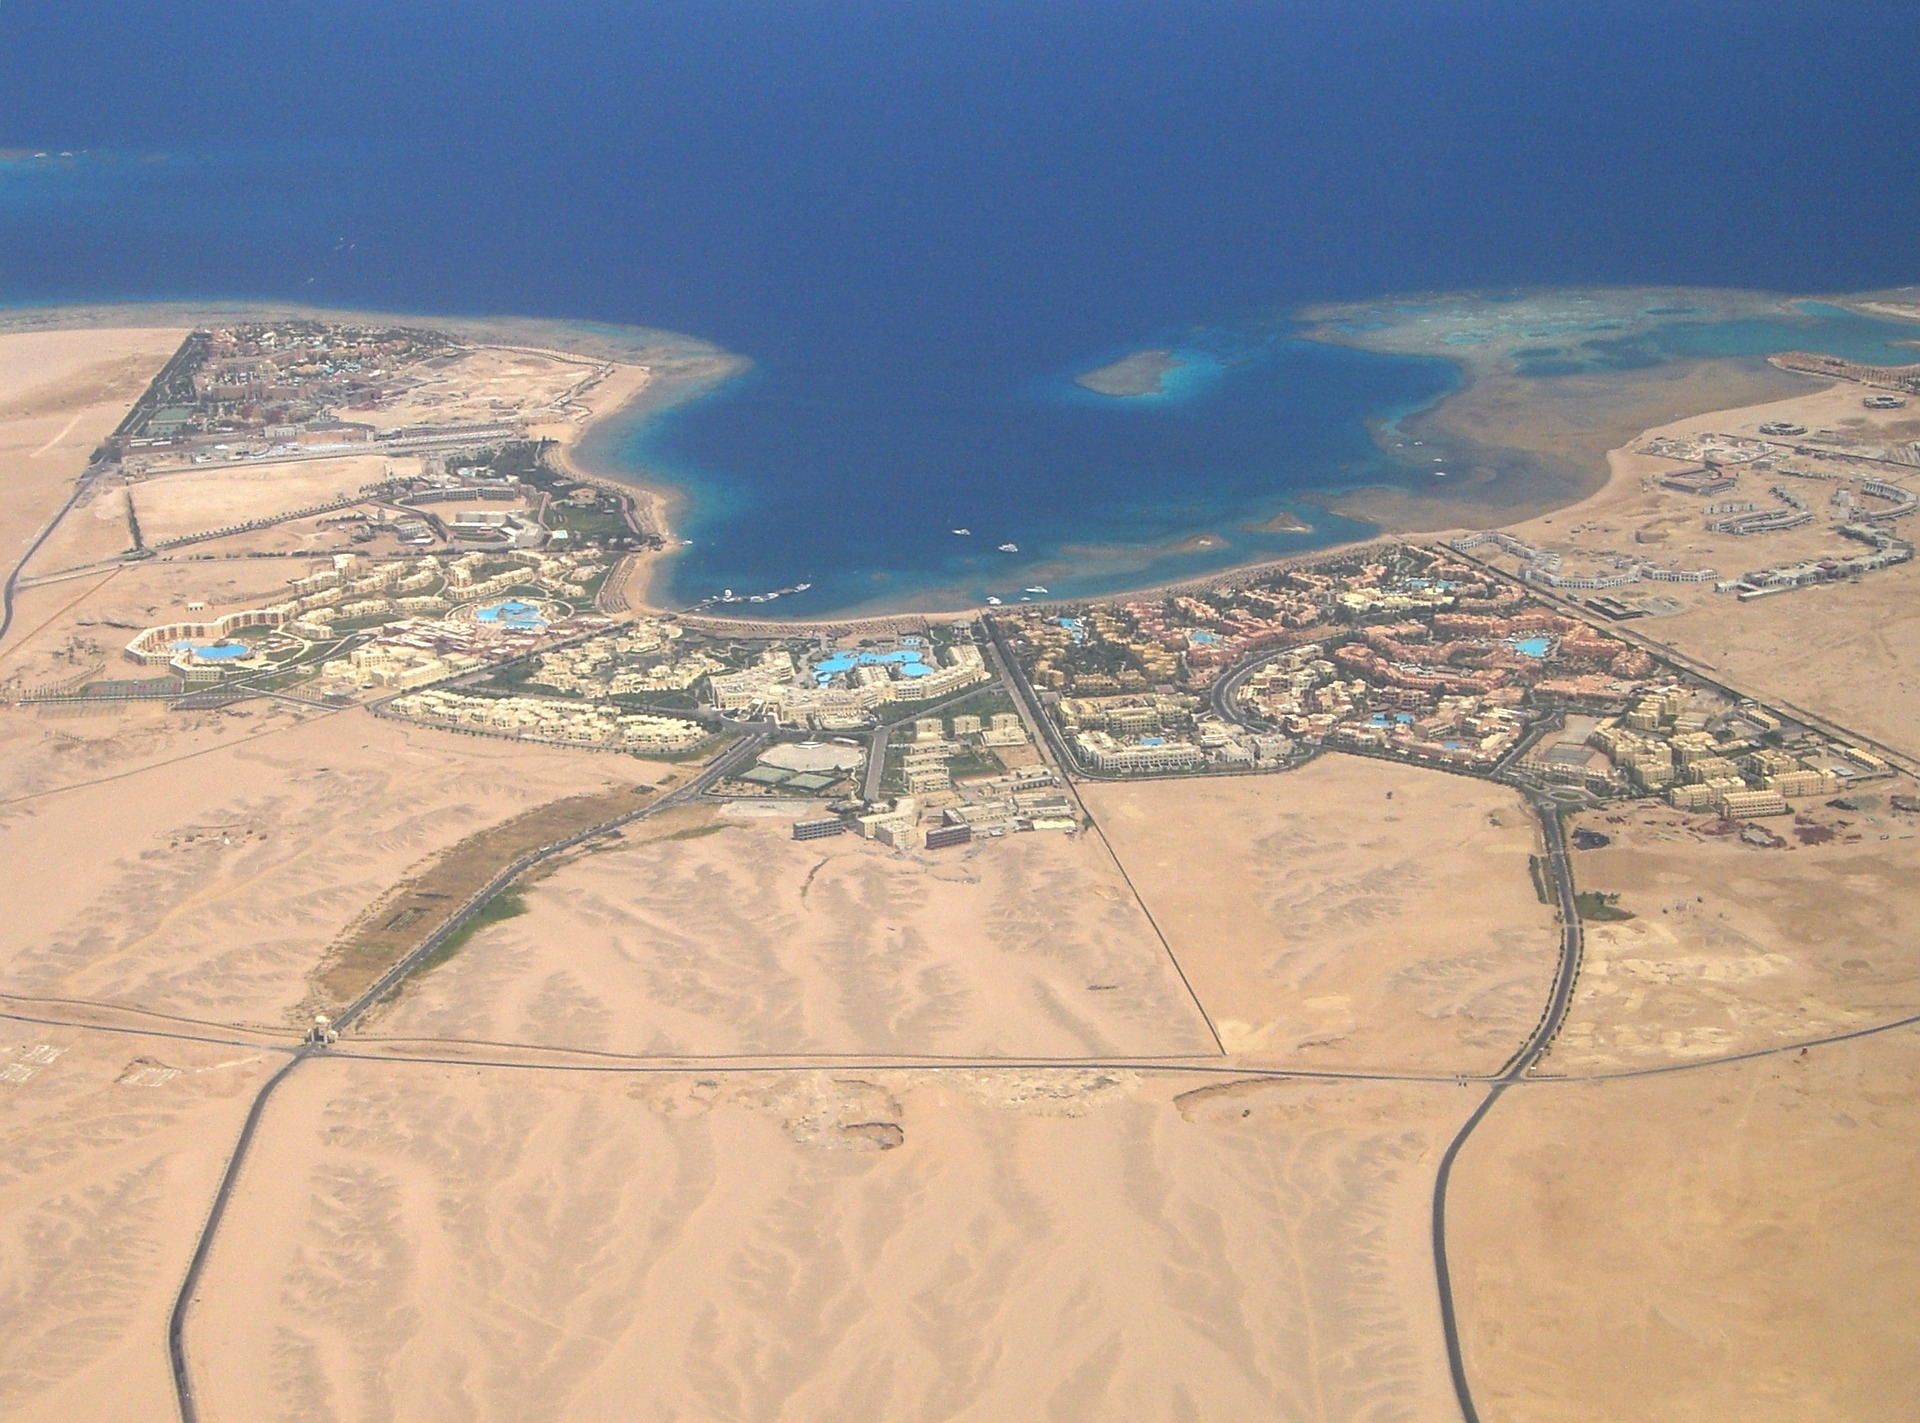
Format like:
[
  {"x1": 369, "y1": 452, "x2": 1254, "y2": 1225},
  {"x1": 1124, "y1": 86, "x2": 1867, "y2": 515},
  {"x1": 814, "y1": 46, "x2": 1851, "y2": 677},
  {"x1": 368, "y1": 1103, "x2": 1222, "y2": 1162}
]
[
  {"x1": 618, "y1": 301, "x2": 1920, "y2": 613},
  {"x1": 3, "y1": 5, "x2": 1918, "y2": 615},
  {"x1": 1506, "y1": 302, "x2": 1920, "y2": 377}
]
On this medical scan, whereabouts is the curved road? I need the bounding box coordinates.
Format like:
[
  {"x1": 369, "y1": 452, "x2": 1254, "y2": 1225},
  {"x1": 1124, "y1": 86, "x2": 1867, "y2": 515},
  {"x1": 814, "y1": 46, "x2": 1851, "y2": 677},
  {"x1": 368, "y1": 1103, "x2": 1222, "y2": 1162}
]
[
  {"x1": 164, "y1": 729, "x2": 765, "y2": 1422},
  {"x1": 1431, "y1": 792, "x2": 1584, "y2": 1422}
]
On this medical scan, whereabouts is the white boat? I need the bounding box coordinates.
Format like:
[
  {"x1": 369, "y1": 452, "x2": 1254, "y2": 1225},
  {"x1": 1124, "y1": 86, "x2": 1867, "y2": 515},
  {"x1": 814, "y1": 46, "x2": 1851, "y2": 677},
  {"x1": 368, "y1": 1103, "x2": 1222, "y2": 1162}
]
[
  {"x1": 998, "y1": 542, "x2": 1019, "y2": 552},
  {"x1": 952, "y1": 528, "x2": 971, "y2": 535},
  {"x1": 794, "y1": 582, "x2": 812, "y2": 591},
  {"x1": 986, "y1": 596, "x2": 1003, "y2": 605},
  {"x1": 1024, "y1": 586, "x2": 1048, "y2": 595}
]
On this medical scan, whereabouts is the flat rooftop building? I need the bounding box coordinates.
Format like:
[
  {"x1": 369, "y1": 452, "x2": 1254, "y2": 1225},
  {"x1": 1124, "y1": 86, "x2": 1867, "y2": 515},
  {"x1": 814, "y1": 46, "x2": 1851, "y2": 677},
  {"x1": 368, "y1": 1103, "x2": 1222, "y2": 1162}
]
[{"x1": 925, "y1": 823, "x2": 973, "y2": 850}]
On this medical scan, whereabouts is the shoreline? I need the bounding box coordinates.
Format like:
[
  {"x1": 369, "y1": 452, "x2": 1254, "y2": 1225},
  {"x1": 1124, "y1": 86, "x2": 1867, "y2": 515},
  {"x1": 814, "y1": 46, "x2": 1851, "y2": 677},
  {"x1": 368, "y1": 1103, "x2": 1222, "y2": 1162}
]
[
  {"x1": 539, "y1": 348, "x2": 749, "y2": 616},
  {"x1": 0, "y1": 299, "x2": 749, "y2": 618},
  {"x1": 5, "y1": 286, "x2": 1918, "y2": 626}
]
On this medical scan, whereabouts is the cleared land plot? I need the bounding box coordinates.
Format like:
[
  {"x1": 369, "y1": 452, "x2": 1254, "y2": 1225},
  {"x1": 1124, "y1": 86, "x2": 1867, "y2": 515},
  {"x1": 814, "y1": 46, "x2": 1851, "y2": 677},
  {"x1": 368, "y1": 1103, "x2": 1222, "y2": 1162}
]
[
  {"x1": 127, "y1": 454, "x2": 410, "y2": 543},
  {"x1": 1494, "y1": 381, "x2": 1920, "y2": 760},
  {"x1": 0, "y1": 1024, "x2": 277, "y2": 1423},
  {"x1": 359, "y1": 346, "x2": 604, "y2": 431},
  {"x1": 0, "y1": 327, "x2": 185, "y2": 562},
  {"x1": 1548, "y1": 793, "x2": 1920, "y2": 1072},
  {"x1": 191, "y1": 1059, "x2": 1467, "y2": 1422},
  {"x1": 374, "y1": 810, "x2": 1219, "y2": 1059},
  {"x1": 1452, "y1": 1033, "x2": 1920, "y2": 1422},
  {"x1": 1649, "y1": 560, "x2": 1920, "y2": 762},
  {"x1": 1082, "y1": 757, "x2": 1560, "y2": 1071},
  {"x1": 0, "y1": 707, "x2": 665, "y2": 1028}
]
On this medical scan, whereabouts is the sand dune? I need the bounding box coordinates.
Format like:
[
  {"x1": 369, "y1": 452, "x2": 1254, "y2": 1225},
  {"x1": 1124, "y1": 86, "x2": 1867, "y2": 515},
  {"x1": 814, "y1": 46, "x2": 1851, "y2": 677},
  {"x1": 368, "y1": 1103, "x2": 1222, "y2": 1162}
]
[
  {"x1": 376, "y1": 810, "x2": 1220, "y2": 1060},
  {"x1": 1082, "y1": 757, "x2": 1560, "y2": 1071},
  {"x1": 0, "y1": 1025, "x2": 276, "y2": 1422},
  {"x1": 192, "y1": 1058, "x2": 1469, "y2": 1422}
]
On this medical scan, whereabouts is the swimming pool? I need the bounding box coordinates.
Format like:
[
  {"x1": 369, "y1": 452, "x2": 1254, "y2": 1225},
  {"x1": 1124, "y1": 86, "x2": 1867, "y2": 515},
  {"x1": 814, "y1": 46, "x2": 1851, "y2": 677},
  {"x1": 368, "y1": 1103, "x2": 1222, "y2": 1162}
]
[
  {"x1": 1512, "y1": 636, "x2": 1552, "y2": 658},
  {"x1": 812, "y1": 649, "x2": 926, "y2": 685},
  {"x1": 477, "y1": 599, "x2": 548, "y2": 629},
  {"x1": 174, "y1": 638, "x2": 249, "y2": 661}
]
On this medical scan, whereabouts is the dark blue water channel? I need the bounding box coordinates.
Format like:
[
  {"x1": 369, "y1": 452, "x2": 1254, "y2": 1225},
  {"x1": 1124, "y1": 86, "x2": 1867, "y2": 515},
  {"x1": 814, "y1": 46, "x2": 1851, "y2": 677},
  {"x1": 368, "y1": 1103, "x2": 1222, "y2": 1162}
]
[{"x1": 3, "y1": 2, "x2": 1919, "y2": 611}]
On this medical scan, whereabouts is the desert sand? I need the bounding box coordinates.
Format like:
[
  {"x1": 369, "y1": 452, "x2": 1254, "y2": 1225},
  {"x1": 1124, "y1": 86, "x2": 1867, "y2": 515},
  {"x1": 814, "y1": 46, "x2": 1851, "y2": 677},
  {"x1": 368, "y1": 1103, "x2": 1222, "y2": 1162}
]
[
  {"x1": 0, "y1": 1024, "x2": 279, "y2": 1423},
  {"x1": 0, "y1": 328, "x2": 189, "y2": 564},
  {"x1": 189, "y1": 1056, "x2": 1471, "y2": 1423},
  {"x1": 0, "y1": 707, "x2": 668, "y2": 1029},
  {"x1": 373, "y1": 805, "x2": 1220, "y2": 1060},
  {"x1": 1081, "y1": 757, "x2": 1561, "y2": 1070},
  {"x1": 1451, "y1": 1033, "x2": 1920, "y2": 1422},
  {"x1": 1544, "y1": 792, "x2": 1920, "y2": 1073}
]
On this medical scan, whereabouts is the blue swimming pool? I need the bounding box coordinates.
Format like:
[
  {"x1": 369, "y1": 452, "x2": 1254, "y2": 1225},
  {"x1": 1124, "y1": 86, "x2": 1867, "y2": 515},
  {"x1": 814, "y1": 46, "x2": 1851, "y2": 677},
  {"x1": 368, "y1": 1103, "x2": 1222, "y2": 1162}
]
[
  {"x1": 812, "y1": 649, "x2": 926, "y2": 685},
  {"x1": 477, "y1": 599, "x2": 547, "y2": 629},
  {"x1": 174, "y1": 638, "x2": 249, "y2": 661}
]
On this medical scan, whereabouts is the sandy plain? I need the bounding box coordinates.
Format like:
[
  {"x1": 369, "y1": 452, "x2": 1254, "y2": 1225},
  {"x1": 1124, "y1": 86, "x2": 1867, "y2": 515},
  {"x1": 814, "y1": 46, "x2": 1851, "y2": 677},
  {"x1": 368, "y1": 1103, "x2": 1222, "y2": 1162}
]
[
  {"x1": 0, "y1": 327, "x2": 189, "y2": 559},
  {"x1": 0, "y1": 1024, "x2": 279, "y2": 1423},
  {"x1": 190, "y1": 1056, "x2": 1470, "y2": 1423},
  {"x1": 1081, "y1": 756, "x2": 1560, "y2": 1071},
  {"x1": 1545, "y1": 791, "x2": 1920, "y2": 1074},
  {"x1": 0, "y1": 706, "x2": 669, "y2": 1029},
  {"x1": 1451, "y1": 1032, "x2": 1920, "y2": 1422},
  {"x1": 374, "y1": 806, "x2": 1220, "y2": 1060}
]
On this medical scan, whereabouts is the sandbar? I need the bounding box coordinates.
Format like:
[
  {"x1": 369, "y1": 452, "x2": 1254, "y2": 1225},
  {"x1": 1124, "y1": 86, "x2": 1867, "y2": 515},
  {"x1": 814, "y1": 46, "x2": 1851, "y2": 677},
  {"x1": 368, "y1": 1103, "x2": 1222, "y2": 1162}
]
[{"x1": 1074, "y1": 347, "x2": 1184, "y2": 397}]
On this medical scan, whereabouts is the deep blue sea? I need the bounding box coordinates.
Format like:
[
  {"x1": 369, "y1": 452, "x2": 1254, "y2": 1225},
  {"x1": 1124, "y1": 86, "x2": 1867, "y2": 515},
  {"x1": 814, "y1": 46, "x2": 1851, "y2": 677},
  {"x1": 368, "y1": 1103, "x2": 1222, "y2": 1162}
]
[{"x1": 4, "y1": 2, "x2": 1919, "y2": 613}]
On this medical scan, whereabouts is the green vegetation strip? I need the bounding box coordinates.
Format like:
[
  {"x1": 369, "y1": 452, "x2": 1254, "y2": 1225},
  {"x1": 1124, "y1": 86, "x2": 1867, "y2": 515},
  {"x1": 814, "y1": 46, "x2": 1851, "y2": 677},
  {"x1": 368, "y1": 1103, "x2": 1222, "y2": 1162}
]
[
  {"x1": 308, "y1": 782, "x2": 661, "y2": 1014},
  {"x1": 416, "y1": 890, "x2": 529, "y2": 974},
  {"x1": 1527, "y1": 853, "x2": 1553, "y2": 905}
]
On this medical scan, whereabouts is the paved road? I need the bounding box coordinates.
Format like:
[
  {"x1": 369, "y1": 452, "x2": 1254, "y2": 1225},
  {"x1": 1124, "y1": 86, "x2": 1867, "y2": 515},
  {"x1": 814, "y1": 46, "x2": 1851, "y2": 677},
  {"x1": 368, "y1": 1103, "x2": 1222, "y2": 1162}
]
[
  {"x1": 0, "y1": 464, "x2": 105, "y2": 646},
  {"x1": 166, "y1": 1049, "x2": 310, "y2": 1423},
  {"x1": 1431, "y1": 792, "x2": 1584, "y2": 1423},
  {"x1": 861, "y1": 723, "x2": 890, "y2": 802},
  {"x1": 1208, "y1": 643, "x2": 1296, "y2": 726},
  {"x1": 981, "y1": 616, "x2": 1087, "y2": 787},
  {"x1": 164, "y1": 729, "x2": 764, "y2": 1423}
]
